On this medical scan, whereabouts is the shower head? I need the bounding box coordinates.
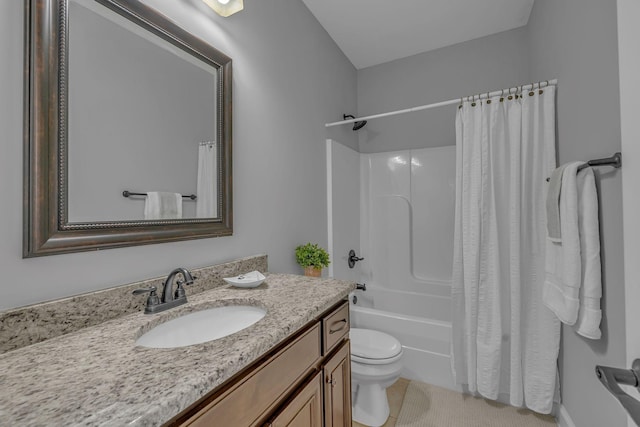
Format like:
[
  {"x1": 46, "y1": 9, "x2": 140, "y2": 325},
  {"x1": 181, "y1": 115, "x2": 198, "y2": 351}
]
[{"x1": 343, "y1": 114, "x2": 367, "y2": 131}]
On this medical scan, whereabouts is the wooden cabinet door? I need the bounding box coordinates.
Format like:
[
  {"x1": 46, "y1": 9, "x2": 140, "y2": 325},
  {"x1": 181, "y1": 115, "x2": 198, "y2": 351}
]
[
  {"x1": 268, "y1": 372, "x2": 323, "y2": 427},
  {"x1": 178, "y1": 324, "x2": 321, "y2": 427},
  {"x1": 323, "y1": 340, "x2": 352, "y2": 427}
]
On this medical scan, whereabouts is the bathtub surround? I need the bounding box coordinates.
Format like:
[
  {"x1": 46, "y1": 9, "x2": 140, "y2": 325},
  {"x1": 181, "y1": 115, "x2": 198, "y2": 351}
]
[
  {"x1": 0, "y1": 254, "x2": 267, "y2": 354},
  {"x1": 0, "y1": 272, "x2": 355, "y2": 425},
  {"x1": 331, "y1": 145, "x2": 457, "y2": 389},
  {"x1": 361, "y1": 147, "x2": 456, "y2": 285},
  {"x1": 452, "y1": 86, "x2": 559, "y2": 413}
]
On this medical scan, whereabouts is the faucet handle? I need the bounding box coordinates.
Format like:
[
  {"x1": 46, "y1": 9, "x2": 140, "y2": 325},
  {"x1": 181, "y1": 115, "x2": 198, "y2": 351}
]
[
  {"x1": 174, "y1": 277, "x2": 194, "y2": 299},
  {"x1": 132, "y1": 285, "x2": 157, "y2": 295},
  {"x1": 132, "y1": 286, "x2": 160, "y2": 310}
]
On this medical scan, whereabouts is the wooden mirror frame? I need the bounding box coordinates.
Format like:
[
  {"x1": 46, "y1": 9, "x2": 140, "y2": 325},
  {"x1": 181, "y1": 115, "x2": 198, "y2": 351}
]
[{"x1": 24, "y1": 0, "x2": 232, "y2": 257}]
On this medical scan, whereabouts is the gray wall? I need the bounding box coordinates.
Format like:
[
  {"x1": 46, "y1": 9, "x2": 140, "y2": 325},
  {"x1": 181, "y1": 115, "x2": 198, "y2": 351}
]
[
  {"x1": 0, "y1": 0, "x2": 357, "y2": 310},
  {"x1": 527, "y1": 1, "x2": 626, "y2": 426},
  {"x1": 356, "y1": 27, "x2": 530, "y2": 153}
]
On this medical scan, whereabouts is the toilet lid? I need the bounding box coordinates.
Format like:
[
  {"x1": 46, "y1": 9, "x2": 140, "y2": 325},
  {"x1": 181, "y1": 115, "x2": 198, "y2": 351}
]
[{"x1": 350, "y1": 328, "x2": 402, "y2": 360}]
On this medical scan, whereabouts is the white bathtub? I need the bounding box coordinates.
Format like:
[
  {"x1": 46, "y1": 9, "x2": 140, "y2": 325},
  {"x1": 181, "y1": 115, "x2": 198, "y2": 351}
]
[{"x1": 349, "y1": 285, "x2": 460, "y2": 392}]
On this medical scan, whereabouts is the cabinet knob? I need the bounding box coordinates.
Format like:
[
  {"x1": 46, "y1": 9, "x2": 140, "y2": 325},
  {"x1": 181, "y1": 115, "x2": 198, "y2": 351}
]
[{"x1": 326, "y1": 377, "x2": 337, "y2": 386}]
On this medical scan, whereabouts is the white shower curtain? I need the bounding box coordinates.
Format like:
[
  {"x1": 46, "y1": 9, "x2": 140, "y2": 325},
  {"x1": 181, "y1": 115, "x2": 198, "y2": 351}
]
[
  {"x1": 196, "y1": 142, "x2": 218, "y2": 218},
  {"x1": 451, "y1": 86, "x2": 560, "y2": 414}
]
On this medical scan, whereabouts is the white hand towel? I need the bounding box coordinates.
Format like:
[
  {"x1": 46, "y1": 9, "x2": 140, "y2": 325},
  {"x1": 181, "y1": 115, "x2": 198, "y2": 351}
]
[
  {"x1": 574, "y1": 167, "x2": 602, "y2": 339},
  {"x1": 144, "y1": 192, "x2": 183, "y2": 220},
  {"x1": 543, "y1": 163, "x2": 602, "y2": 339},
  {"x1": 543, "y1": 162, "x2": 582, "y2": 324},
  {"x1": 546, "y1": 163, "x2": 569, "y2": 242}
]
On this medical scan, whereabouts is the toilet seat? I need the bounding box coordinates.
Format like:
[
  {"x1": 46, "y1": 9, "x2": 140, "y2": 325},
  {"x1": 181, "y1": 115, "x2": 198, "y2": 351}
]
[
  {"x1": 351, "y1": 352, "x2": 403, "y2": 365},
  {"x1": 350, "y1": 328, "x2": 402, "y2": 364}
]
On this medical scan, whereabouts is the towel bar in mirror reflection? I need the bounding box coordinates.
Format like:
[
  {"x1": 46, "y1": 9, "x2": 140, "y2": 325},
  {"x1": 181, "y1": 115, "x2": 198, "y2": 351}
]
[
  {"x1": 122, "y1": 191, "x2": 198, "y2": 201},
  {"x1": 23, "y1": 0, "x2": 232, "y2": 257}
]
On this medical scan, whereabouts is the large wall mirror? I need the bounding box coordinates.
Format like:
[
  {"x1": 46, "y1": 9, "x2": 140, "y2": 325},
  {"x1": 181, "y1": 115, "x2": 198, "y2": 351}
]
[{"x1": 24, "y1": 0, "x2": 232, "y2": 257}]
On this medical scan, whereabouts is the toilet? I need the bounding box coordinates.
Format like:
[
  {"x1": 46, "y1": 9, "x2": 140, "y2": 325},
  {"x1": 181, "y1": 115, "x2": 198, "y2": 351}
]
[{"x1": 350, "y1": 328, "x2": 403, "y2": 427}]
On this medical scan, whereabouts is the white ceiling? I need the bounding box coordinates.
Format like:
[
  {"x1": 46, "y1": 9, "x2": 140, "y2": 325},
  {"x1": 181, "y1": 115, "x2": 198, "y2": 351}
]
[{"x1": 301, "y1": 0, "x2": 535, "y2": 69}]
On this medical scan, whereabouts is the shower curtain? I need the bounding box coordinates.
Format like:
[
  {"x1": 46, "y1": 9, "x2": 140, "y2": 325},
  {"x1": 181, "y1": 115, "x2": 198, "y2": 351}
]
[
  {"x1": 451, "y1": 86, "x2": 560, "y2": 414},
  {"x1": 196, "y1": 142, "x2": 218, "y2": 218}
]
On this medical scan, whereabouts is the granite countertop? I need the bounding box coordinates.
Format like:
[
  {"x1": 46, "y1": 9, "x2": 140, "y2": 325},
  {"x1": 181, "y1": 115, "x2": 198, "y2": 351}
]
[{"x1": 0, "y1": 273, "x2": 355, "y2": 426}]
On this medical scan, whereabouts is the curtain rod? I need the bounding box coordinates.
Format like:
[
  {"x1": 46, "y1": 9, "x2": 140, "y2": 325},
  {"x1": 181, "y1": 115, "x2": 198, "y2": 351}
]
[{"x1": 325, "y1": 79, "x2": 558, "y2": 128}]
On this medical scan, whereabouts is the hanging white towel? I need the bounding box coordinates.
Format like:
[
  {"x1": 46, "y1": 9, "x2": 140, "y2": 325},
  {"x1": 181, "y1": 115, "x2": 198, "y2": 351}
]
[
  {"x1": 542, "y1": 164, "x2": 602, "y2": 339},
  {"x1": 144, "y1": 192, "x2": 183, "y2": 220},
  {"x1": 542, "y1": 162, "x2": 582, "y2": 324},
  {"x1": 546, "y1": 163, "x2": 569, "y2": 242},
  {"x1": 196, "y1": 142, "x2": 218, "y2": 218},
  {"x1": 574, "y1": 167, "x2": 602, "y2": 339}
]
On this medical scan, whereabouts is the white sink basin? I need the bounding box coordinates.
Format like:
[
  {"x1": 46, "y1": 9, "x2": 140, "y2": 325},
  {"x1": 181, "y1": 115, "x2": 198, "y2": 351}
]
[{"x1": 136, "y1": 305, "x2": 267, "y2": 348}]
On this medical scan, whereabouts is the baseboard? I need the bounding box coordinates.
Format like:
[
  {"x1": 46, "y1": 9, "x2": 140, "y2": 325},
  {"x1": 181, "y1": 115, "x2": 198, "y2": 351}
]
[{"x1": 556, "y1": 404, "x2": 577, "y2": 427}]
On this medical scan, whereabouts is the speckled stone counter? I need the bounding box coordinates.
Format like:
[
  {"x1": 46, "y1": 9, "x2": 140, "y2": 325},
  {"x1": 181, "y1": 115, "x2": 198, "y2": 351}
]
[
  {"x1": 0, "y1": 273, "x2": 355, "y2": 426},
  {"x1": 0, "y1": 255, "x2": 268, "y2": 354}
]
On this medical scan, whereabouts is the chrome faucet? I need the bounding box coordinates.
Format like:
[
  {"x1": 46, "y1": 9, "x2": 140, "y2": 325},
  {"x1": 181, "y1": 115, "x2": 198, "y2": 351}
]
[{"x1": 133, "y1": 267, "x2": 196, "y2": 314}]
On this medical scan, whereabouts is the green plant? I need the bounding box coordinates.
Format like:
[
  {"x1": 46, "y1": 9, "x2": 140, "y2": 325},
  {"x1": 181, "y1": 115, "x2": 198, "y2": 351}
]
[{"x1": 295, "y1": 243, "x2": 330, "y2": 269}]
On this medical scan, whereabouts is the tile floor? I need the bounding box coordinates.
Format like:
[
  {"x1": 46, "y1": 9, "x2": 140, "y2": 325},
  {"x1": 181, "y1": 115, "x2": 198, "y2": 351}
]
[
  {"x1": 352, "y1": 378, "x2": 556, "y2": 427},
  {"x1": 352, "y1": 377, "x2": 410, "y2": 427}
]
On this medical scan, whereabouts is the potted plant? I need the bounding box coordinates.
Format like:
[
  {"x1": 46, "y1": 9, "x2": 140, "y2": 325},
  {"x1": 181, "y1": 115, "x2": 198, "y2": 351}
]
[{"x1": 295, "y1": 243, "x2": 330, "y2": 277}]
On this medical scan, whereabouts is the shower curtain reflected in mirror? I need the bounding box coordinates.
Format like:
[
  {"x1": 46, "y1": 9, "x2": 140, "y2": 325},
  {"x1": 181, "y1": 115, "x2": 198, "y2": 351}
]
[
  {"x1": 196, "y1": 141, "x2": 218, "y2": 218},
  {"x1": 451, "y1": 86, "x2": 560, "y2": 414}
]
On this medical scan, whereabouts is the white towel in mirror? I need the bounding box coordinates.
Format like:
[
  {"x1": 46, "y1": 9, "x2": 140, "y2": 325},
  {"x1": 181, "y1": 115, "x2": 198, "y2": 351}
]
[
  {"x1": 196, "y1": 142, "x2": 218, "y2": 218},
  {"x1": 144, "y1": 192, "x2": 183, "y2": 220}
]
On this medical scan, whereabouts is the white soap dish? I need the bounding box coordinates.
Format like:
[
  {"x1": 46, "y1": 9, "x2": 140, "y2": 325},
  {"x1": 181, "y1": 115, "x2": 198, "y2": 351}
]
[{"x1": 223, "y1": 271, "x2": 266, "y2": 288}]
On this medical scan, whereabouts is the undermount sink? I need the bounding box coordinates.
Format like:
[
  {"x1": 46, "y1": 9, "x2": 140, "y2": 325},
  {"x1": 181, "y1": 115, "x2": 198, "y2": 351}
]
[{"x1": 136, "y1": 305, "x2": 267, "y2": 349}]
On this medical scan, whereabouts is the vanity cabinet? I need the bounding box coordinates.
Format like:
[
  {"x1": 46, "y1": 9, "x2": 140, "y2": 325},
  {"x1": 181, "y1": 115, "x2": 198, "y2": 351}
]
[
  {"x1": 267, "y1": 372, "x2": 324, "y2": 427},
  {"x1": 167, "y1": 300, "x2": 350, "y2": 427},
  {"x1": 322, "y1": 341, "x2": 352, "y2": 427}
]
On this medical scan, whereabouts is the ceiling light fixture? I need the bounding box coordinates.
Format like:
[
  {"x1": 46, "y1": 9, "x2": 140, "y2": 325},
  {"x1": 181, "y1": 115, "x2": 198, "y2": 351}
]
[{"x1": 202, "y1": 0, "x2": 244, "y2": 17}]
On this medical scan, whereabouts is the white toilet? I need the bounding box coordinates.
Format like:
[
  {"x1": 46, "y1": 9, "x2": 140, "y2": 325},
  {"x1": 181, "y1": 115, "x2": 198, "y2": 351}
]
[{"x1": 350, "y1": 328, "x2": 403, "y2": 427}]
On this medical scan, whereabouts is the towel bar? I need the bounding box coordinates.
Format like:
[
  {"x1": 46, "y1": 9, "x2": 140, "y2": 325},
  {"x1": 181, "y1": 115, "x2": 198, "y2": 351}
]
[
  {"x1": 546, "y1": 152, "x2": 621, "y2": 181},
  {"x1": 122, "y1": 190, "x2": 197, "y2": 200}
]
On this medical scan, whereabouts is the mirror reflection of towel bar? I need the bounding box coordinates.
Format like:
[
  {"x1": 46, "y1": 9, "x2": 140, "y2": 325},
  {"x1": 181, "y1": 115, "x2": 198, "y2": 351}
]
[{"x1": 122, "y1": 190, "x2": 197, "y2": 200}]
